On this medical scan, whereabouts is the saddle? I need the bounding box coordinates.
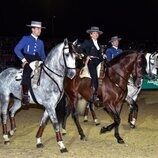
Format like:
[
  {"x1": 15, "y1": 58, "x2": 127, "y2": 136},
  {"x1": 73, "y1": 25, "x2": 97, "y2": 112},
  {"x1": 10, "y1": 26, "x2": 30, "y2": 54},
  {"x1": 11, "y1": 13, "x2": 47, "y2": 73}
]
[
  {"x1": 15, "y1": 60, "x2": 43, "y2": 88},
  {"x1": 79, "y1": 61, "x2": 105, "y2": 79},
  {"x1": 79, "y1": 61, "x2": 105, "y2": 90}
]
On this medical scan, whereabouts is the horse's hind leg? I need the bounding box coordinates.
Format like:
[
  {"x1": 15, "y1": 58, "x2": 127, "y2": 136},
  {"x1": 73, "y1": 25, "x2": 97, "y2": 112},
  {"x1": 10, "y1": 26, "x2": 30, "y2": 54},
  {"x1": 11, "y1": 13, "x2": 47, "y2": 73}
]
[
  {"x1": 8, "y1": 98, "x2": 22, "y2": 136},
  {"x1": 128, "y1": 101, "x2": 138, "y2": 128},
  {"x1": 88, "y1": 102, "x2": 100, "y2": 126},
  {"x1": 83, "y1": 103, "x2": 89, "y2": 122},
  {"x1": 1, "y1": 94, "x2": 11, "y2": 144}
]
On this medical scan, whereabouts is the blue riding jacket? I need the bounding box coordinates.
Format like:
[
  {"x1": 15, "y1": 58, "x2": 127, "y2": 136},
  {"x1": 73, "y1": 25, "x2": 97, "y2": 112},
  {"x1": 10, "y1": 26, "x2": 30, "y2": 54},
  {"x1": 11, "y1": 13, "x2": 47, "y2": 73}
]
[
  {"x1": 106, "y1": 47, "x2": 123, "y2": 62},
  {"x1": 14, "y1": 34, "x2": 46, "y2": 61}
]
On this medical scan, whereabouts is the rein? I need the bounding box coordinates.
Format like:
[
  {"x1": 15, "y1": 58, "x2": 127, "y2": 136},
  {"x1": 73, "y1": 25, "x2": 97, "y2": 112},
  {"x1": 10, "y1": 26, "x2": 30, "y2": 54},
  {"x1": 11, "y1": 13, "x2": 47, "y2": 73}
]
[
  {"x1": 106, "y1": 62, "x2": 129, "y2": 91},
  {"x1": 106, "y1": 53, "x2": 142, "y2": 91},
  {"x1": 37, "y1": 46, "x2": 76, "y2": 93}
]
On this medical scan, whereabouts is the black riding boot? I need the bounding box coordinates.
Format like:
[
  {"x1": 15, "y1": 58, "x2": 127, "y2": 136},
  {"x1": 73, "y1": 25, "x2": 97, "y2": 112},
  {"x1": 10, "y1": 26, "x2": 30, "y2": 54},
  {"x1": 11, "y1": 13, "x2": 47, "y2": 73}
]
[{"x1": 21, "y1": 85, "x2": 30, "y2": 105}]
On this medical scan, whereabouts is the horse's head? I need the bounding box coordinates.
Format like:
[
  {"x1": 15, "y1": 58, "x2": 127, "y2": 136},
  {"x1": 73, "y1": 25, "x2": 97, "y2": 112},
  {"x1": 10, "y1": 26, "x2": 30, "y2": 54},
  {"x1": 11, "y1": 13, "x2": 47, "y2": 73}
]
[
  {"x1": 132, "y1": 52, "x2": 147, "y2": 87},
  {"x1": 145, "y1": 52, "x2": 158, "y2": 80},
  {"x1": 69, "y1": 40, "x2": 85, "y2": 69},
  {"x1": 63, "y1": 38, "x2": 76, "y2": 79}
]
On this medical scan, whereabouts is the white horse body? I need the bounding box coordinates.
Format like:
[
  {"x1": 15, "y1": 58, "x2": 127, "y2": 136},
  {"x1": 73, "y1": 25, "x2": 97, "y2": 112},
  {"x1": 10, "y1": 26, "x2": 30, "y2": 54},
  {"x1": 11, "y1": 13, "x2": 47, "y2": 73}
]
[
  {"x1": 145, "y1": 52, "x2": 158, "y2": 75},
  {"x1": 0, "y1": 39, "x2": 76, "y2": 152}
]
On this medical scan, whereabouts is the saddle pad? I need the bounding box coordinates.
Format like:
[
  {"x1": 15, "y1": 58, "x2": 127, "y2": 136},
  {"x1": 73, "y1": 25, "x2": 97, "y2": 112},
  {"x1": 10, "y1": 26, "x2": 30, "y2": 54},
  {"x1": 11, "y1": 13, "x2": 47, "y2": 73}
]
[
  {"x1": 15, "y1": 60, "x2": 42, "y2": 80},
  {"x1": 80, "y1": 63, "x2": 101, "y2": 78}
]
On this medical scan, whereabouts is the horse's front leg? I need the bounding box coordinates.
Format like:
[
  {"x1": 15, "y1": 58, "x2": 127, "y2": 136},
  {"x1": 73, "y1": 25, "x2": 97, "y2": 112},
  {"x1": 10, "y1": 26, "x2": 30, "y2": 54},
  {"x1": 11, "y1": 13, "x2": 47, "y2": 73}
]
[
  {"x1": 114, "y1": 113, "x2": 124, "y2": 144},
  {"x1": 36, "y1": 110, "x2": 49, "y2": 148},
  {"x1": 100, "y1": 107, "x2": 124, "y2": 143},
  {"x1": 71, "y1": 105, "x2": 87, "y2": 141},
  {"x1": 47, "y1": 108, "x2": 68, "y2": 153},
  {"x1": 128, "y1": 102, "x2": 138, "y2": 128},
  {"x1": 8, "y1": 98, "x2": 22, "y2": 137}
]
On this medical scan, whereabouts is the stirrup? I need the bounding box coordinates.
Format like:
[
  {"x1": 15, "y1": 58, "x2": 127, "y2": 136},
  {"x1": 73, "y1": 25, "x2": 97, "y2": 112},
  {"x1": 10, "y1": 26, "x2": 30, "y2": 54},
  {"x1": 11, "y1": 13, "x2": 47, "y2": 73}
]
[{"x1": 90, "y1": 94, "x2": 99, "y2": 102}]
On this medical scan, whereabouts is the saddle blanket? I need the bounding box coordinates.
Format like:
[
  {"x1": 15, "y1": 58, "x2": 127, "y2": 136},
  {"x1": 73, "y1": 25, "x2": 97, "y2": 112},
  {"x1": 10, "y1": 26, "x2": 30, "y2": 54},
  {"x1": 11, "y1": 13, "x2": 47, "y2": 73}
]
[
  {"x1": 15, "y1": 60, "x2": 43, "y2": 88},
  {"x1": 80, "y1": 63, "x2": 101, "y2": 78}
]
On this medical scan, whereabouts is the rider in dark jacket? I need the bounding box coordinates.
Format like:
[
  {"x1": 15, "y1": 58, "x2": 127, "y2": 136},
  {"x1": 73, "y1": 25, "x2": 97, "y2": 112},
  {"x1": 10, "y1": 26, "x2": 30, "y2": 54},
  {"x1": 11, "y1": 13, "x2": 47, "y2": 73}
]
[{"x1": 78, "y1": 26, "x2": 103, "y2": 101}]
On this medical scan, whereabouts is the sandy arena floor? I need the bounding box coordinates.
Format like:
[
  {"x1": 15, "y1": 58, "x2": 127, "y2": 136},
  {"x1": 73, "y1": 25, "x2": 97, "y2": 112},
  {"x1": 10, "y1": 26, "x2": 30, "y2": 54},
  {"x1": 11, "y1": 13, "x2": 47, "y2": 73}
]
[{"x1": 0, "y1": 90, "x2": 158, "y2": 158}]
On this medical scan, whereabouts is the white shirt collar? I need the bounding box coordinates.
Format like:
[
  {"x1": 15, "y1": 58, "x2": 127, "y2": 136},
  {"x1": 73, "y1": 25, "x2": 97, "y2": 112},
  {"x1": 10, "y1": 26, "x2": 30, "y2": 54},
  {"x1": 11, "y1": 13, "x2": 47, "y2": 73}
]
[
  {"x1": 31, "y1": 34, "x2": 38, "y2": 40},
  {"x1": 92, "y1": 39, "x2": 100, "y2": 50},
  {"x1": 112, "y1": 46, "x2": 118, "y2": 49}
]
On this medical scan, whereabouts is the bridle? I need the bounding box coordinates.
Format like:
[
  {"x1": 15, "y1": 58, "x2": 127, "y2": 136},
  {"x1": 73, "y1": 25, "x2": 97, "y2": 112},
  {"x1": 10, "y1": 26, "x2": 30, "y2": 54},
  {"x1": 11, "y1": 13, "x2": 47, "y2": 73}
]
[{"x1": 37, "y1": 45, "x2": 76, "y2": 93}]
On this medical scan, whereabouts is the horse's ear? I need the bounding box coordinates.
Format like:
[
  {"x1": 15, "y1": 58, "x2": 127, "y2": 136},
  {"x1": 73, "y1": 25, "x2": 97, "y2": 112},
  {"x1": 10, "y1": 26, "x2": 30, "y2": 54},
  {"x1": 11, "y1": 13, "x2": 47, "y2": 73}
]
[
  {"x1": 72, "y1": 39, "x2": 78, "y2": 46},
  {"x1": 64, "y1": 38, "x2": 68, "y2": 45}
]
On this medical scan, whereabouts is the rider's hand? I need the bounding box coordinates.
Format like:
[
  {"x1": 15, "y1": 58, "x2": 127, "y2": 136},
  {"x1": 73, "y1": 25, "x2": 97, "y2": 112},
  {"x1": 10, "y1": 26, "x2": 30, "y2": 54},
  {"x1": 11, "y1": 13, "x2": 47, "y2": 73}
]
[
  {"x1": 22, "y1": 61, "x2": 28, "y2": 68},
  {"x1": 85, "y1": 56, "x2": 91, "y2": 65}
]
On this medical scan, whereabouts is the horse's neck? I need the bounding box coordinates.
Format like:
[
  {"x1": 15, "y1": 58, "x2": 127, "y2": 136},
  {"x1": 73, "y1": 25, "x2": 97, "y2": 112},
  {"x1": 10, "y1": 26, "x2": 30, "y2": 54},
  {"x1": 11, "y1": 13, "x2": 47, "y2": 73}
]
[
  {"x1": 108, "y1": 62, "x2": 131, "y2": 81},
  {"x1": 44, "y1": 51, "x2": 65, "y2": 75}
]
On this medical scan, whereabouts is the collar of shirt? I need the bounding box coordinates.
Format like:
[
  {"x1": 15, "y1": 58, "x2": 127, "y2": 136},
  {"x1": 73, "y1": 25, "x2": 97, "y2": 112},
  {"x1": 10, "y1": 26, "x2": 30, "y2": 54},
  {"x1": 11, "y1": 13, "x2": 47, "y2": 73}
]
[
  {"x1": 112, "y1": 46, "x2": 118, "y2": 50},
  {"x1": 92, "y1": 39, "x2": 100, "y2": 50},
  {"x1": 31, "y1": 34, "x2": 38, "y2": 40}
]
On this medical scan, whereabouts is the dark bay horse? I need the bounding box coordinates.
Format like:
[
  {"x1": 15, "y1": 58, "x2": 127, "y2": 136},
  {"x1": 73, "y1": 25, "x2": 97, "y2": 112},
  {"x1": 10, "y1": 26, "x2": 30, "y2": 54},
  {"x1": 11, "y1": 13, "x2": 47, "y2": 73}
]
[{"x1": 63, "y1": 50, "x2": 146, "y2": 144}]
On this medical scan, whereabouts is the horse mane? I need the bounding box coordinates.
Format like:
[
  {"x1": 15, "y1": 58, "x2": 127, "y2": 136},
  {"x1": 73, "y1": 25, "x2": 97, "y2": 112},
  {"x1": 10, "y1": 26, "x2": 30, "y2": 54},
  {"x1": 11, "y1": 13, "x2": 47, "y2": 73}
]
[
  {"x1": 108, "y1": 50, "x2": 138, "y2": 65},
  {"x1": 44, "y1": 42, "x2": 63, "y2": 63}
]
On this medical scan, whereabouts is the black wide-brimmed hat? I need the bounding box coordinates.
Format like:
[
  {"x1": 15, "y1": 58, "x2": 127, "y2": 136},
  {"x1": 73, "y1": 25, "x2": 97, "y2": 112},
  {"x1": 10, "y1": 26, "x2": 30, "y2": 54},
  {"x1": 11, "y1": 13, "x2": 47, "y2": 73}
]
[
  {"x1": 26, "y1": 21, "x2": 46, "y2": 29},
  {"x1": 86, "y1": 26, "x2": 103, "y2": 35},
  {"x1": 109, "y1": 36, "x2": 121, "y2": 43}
]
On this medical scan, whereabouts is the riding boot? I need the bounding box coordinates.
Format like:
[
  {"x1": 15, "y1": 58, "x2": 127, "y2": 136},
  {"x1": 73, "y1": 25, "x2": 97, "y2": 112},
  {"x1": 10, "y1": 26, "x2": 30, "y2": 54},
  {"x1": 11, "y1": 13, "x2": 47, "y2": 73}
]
[{"x1": 21, "y1": 85, "x2": 30, "y2": 106}]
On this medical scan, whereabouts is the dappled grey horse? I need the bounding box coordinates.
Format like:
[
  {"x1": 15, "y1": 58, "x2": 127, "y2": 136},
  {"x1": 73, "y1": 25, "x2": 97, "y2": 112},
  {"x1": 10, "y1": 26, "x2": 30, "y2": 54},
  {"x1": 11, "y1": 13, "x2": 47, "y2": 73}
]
[
  {"x1": 0, "y1": 39, "x2": 76, "y2": 153},
  {"x1": 126, "y1": 52, "x2": 158, "y2": 128}
]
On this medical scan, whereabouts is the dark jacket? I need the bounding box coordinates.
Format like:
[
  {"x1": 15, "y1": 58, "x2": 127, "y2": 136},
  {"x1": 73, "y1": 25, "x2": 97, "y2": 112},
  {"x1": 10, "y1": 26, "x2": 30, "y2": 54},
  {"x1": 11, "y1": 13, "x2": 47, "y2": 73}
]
[{"x1": 79, "y1": 39, "x2": 103, "y2": 62}]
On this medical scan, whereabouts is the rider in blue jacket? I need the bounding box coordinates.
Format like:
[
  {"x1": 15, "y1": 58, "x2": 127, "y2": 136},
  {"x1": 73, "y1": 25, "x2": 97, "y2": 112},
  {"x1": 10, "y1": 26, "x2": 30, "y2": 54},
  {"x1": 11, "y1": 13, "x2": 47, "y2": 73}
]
[
  {"x1": 14, "y1": 21, "x2": 46, "y2": 106},
  {"x1": 106, "y1": 36, "x2": 122, "y2": 62}
]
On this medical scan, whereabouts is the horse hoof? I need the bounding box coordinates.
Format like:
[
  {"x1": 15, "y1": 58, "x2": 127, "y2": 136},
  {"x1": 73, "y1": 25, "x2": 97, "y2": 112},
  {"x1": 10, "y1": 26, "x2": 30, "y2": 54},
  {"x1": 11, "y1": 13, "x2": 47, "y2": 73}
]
[
  {"x1": 60, "y1": 148, "x2": 68, "y2": 153},
  {"x1": 95, "y1": 122, "x2": 100, "y2": 126},
  {"x1": 80, "y1": 135, "x2": 87, "y2": 141},
  {"x1": 4, "y1": 141, "x2": 10, "y2": 145},
  {"x1": 130, "y1": 124, "x2": 136, "y2": 129},
  {"x1": 117, "y1": 139, "x2": 125, "y2": 144},
  {"x1": 36, "y1": 143, "x2": 44, "y2": 148},
  {"x1": 8, "y1": 132, "x2": 13, "y2": 138},
  {"x1": 62, "y1": 129, "x2": 67, "y2": 135},
  {"x1": 100, "y1": 127, "x2": 107, "y2": 134},
  {"x1": 8, "y1": 129, "x2": 16, "y2": 137},
  {"x1": 83, "y1": 120, "x2": 88, "y2": 123},
  {"x1": 62, "y1": 133, "x2": 67, "y2": 136}
]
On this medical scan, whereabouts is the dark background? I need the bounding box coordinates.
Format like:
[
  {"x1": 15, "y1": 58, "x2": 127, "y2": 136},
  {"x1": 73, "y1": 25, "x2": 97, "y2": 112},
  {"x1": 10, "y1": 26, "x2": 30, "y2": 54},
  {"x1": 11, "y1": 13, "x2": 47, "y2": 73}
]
[{"x1": 0, "y1": 0, "x2": 158, "y2": 42}]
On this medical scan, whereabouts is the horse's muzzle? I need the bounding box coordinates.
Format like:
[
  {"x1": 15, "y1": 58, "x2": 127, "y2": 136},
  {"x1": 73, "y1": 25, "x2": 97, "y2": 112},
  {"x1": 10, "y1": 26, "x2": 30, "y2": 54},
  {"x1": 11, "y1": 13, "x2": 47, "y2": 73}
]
[{"x1": 66, "y1": 69, "x2": 76, "y2": 79}]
